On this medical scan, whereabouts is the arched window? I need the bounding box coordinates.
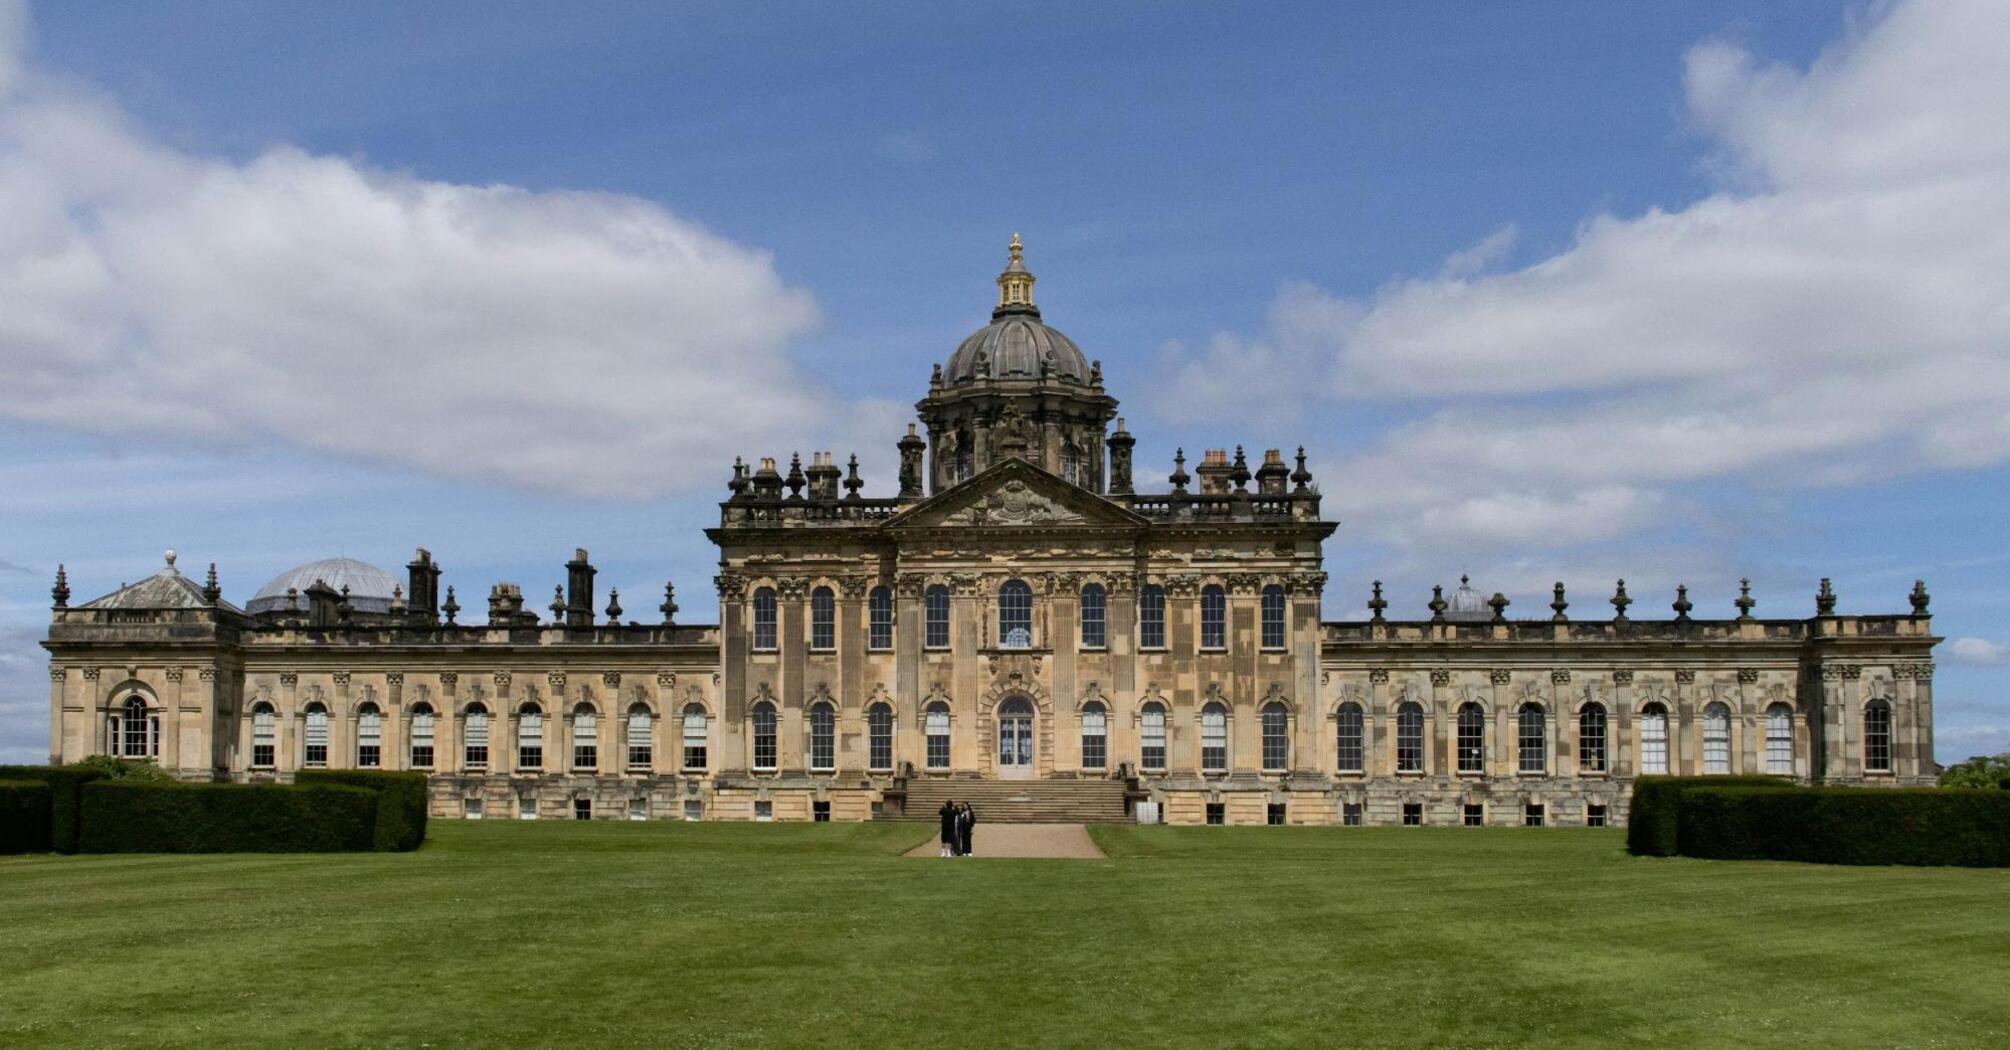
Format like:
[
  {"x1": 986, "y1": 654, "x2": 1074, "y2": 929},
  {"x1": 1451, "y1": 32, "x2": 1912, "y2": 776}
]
[
  {"x1": 681, "y1": 704, "x2": 708, "y2": 770},
  {"x1": 1200, "y1": 701, "x2": 1229, "y2": 773},
  {"x1": 626, "y1": 703, "x2": 653, "y2": 769},
  {"x1": 1579, "y1": 703, "x2": 1608, "y2": 773},
  {"x1": 1702, "y1": 702, "x2": 1731, "y2": 774},
  {"x1": 1199, "y1": 585, "x2": 1227, "y2": 650},
  {"x1": 1396, "y1": 701, "x2": 1424, "y2": 773},
  {"x1": 251, "y1": 701, "x2": 276, "y2": 769},
  {"x1": 571, "y1": 704, "x2": 598, "y2": 770},
  {"x1": 925, "y1": 585, "x2": 951, "y2": 648},
  {"x1": 1864, "y1": 698, "x2": 1893, "y2": 773},
  {"x1": 409, "y1": 704, "x2": 435, "y2": 768},
  {"x1": 1140, "y1": 701, "x2": 1168, "y2": 772},
  {"x1": 356, "y1": 703, "x2": 382, "y2": 768},
  {"x1": 1061, "y1": 443, "x2": 1082, "y2": 485},
  {"x1": 1080, "y1": 701, "x2": 1108, "y2": 770},
  {"x1": 924, "y1": 701, "x2": 951, "y2": 769},
  {"x1": 1517, "y1": 703, "x2": 1547, "y2": 774},
  {"x1": 1335, "y1": 702, "x2": 1365, "y2": 773},
  {"x1": 809, "y1": 703, "x2": 836, "y2": 771},
  {"x1": 1260, "y1": 585, "x2": 1287, "y2": 650},
  {"x1": 1080, "y1": 583, "x2": 1107, "y2": 649},
  {"x1": 1261, "y1": 701, "x2": 1289, "y2": 771},
  {"x1": 954, "y1": 429, "x2": 973, "y2": 481},
  {"x1": 1640, "y1": 702, "x2": 1669, "y2": 775},
  {"x1": 1456, "y1": 702, "x2": 1485, "y2": 773},
  {"x1": 464, "y1": 704, "x2": 490, "y2": 769},
  {"x1": 751, "y1": 701, "x2": 778, "y2": 771},
  {"x1": 999, "y1": 579, "x2": 1033, "y2": 648},
  {"x1": 1139, "y1": 585, "x2": 1167, "y2": 649},
  {"x1": 810, "y1": 586, "x2": 836, "y2": 651},
  {"x1": 113, "y1": 695, "x2": 156, "y2": 759},
  {"x1": 868, "y1": 703, "x2": 895, "y2": 771},
  {"x1": 303, "y1": 702, "x2": 329, "y2": 767},
  {"x1": 868, "y1": 586, "x2": 894, "y2": 650},
  {"x1": 1765, "y1": 703, "x2": 1794, "y2": 774},
  {"x1": 517, "y1": 704, "x2": 544, "y2": 770},
  {"x1": 752, "y1": 587, "x2": 778, "y2": 651}
]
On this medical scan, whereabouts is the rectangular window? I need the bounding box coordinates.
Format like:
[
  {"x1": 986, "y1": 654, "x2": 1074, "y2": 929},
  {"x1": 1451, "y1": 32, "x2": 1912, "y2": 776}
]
[
  {"x1": 1261, "y1": 586, "x2": 1287, "y2": 650},
  {"x1": 810, "y1": 587, "x2": 835, "y2": 651},
  {"x1": 253, "y1": 741, "x2": 275, "y2": 769},
  {"x1": 462, "y1": 798, "x2": 484, "y2": 820},
  {"x1": 1201, "y1": 709, "x2": 1228, "y2": 773},
  {"x1": 573, "y1": 798, "x2": 592, "y2": 821},
  {"x1": 1266, "y1": 802, "x2": 1287, "y2": 826},
  {"x1": 683, "y1": 799, "x2": 702, "y2": 821},
  {"x1": 573, "y1": 736, "x2": 596, "y2": 771},
  {"x1": 1141, "y1": 707, "x2": 1167, "y2": 772},
  {"x1": 1342, "y1": 802, "x2": 1363, "y2": 827},
  {"x1": 1463, "y1": 804, "x2": 1484, "y2": 827},
  {"x1": 1587, "y1": 804, "x2": 1608, "y2": 828},
  {"x1": 1080, "y1": 585, "x2": 1106, "y2": 649},
  {"x1": 1335, "y1": 706, "x2": 1364, "y2": 773},
  {"x1": 1139, "y1": 586, "x2": 1166, "y2": 649},
  {"x1": 628, "y1": 799, "x2": 648, "y2": 821},
  {"x1": 1579, "y1": 709, "x2": 1608, "y2": 773},
  {"x1": 1205, "y1": 802, "x2": 1225, "y2": 826},
  {"x1": 813, "y1": 800, "x2": 831, "y2": 823},
  {"x1": 518, "y1": 797, "x2": 537, "y2": 820},
  {"x1": 925, "y1": 587, "x2": 950, "y2": 649},
  {"x1": 926, "y1": 706, "x2": 951, "y2": 770},
  {"x1": 1641, "y1": 712, "x2": 1670, "y2": 775},
  {"x1": 1402, "y1": 803, "x2": 1423, "y2": 826},
  {"x1": 868, "y1": 588, "x2": 894, "y2": 651},
  {"x1": 464, "y1": 716, "x2": 489, "y2": 770},
  {"x1": 1524, "y1": 803, "x2": 1545, "y2": 827},
  {"x1": 1199, "y1": 586, "x2": 1226, "y2": 650},
  {"x1": 1766, "y1": 707, "x2": 1794, "y2": 774},
  {"x1": 754, "y1": 800, "x2": 773, "y2": 822}
]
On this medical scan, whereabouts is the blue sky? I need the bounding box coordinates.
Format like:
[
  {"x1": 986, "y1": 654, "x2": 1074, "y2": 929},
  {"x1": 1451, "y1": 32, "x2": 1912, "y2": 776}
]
[{"x1": 2, "y1": 0, "x2": 2006, "y2": 764}]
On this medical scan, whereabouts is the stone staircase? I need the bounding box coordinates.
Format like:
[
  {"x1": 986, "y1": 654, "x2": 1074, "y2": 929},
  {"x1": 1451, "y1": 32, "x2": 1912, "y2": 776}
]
[{"x1": 895, "y1": 777, "x2": 1130, "y2": 824}]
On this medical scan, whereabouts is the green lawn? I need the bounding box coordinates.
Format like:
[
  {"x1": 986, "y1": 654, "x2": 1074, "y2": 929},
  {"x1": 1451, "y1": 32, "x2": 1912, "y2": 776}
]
[{"x1": 3, "y1": 822, "x2": 2007, "y2": 1050}]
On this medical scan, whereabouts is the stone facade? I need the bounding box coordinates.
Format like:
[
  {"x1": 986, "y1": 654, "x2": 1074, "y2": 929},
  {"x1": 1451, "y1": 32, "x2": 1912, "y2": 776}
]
[{"x1": 40, "y1": 240, "x2": 1941, "y2": 826}]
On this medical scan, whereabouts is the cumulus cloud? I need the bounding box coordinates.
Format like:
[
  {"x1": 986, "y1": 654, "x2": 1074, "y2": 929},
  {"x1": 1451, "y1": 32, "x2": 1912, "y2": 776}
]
[
  {"x1": 1950, "y1": 638, "x2": 2010, "y2": 667},
  {"x1": 0, "y1": 0, "x2": 845, "y2": 499}
]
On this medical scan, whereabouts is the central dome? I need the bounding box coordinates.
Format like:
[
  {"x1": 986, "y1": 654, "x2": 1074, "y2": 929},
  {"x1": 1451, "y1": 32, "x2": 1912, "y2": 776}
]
[
  {"x1": 942, "y1": 234, "x2": 1091, "y2": 387},
  {"x1": 247, "y1": 557, "x2": 400, "y2": 616}
]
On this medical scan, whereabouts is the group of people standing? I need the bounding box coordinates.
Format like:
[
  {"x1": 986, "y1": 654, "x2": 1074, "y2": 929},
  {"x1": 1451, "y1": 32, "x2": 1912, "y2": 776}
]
[{"x1": 937, "y1": 800, "x2": 977, "y2": 857}]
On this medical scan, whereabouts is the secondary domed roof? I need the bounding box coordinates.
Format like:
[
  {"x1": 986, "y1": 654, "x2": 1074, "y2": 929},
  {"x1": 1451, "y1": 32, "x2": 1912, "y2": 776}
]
[
  {"x1": 1446, "y1": 576, "x2": 1491, "y2": 622},
  {"x1": 941, "y1": 234, "x2": 1092, "y2": 387},
  {"x1": 248, "y1": 557, "x2": 399, "y2": 616}
]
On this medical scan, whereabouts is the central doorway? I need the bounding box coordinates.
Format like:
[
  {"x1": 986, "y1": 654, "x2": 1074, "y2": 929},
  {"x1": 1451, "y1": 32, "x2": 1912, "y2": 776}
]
[{"x1": 997, "y1": 696, "x2": 1035, "y2": 779}]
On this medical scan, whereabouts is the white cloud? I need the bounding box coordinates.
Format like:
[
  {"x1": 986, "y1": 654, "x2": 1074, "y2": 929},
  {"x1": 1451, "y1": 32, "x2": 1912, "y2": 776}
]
[
  {"x1": 0, "y1": 0, "x2": 845, "y2": 500},
  {"x1": 1950, "y1": 637, "x2": 2010, "y2": 667}
]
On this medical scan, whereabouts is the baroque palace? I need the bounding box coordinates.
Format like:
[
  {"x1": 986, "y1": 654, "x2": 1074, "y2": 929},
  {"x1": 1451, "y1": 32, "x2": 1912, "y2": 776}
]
[{"x1": 41, "y1": 239, "x2": 1941, "y2": 826}]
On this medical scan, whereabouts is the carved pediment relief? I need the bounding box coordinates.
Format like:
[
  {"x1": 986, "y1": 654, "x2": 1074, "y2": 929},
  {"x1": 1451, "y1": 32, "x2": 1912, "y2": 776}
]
[{"x1": 885, "y1": 459, "x2": 1146, "y2": 529}]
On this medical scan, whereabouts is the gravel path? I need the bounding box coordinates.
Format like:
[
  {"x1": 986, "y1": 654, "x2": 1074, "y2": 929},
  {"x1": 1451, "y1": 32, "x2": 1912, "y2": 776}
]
[{"x1": 903, "y1": 823, "x2": 1107, "y2": 859}]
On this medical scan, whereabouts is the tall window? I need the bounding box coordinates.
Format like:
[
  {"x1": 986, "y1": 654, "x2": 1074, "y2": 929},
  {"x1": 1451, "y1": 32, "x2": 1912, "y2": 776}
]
[
  {"x1": 1336, "y1": 702, "x2": 1364, "y2": 773},
  {"x1": 1261, "y1": 585, "x2": 1287, "y2": 650},
  {"x1": 571, "y1": 704, "x2": 597, "y2": 770},
  {"x1": 925, "y1": 585, "x2": 951, "y2": 648},
  {"x1": 1139, "y1": 585, "x2": 1166, "y2": 649},
  {"x1": 1081, "y1": 701, "x2": 1108, "y2": 770},
  {"x1": 1640, "y1": 702, "x2": 1669, "y2": 775},
  {"x1": 1079, "y1": 583, "x2": 1107, "y2": 649},
  {"x1": 1765, "y1": 703, "x2": 1794, "y2": 774},
  {"x1": 681, "y1": 705, "x2": 707, "y2": 770},
  {"x1": 1456, "y1": 702, "x2": 1485, "y2": 773},
  {"x1": 113, "y1": 695, "x2": 156, "y2": 759},
  {"x1": 251, "y1": 701, "x2": 276, "y2": 769},
  {"x1": 868, "y1": 703, "x2": 894, "y2": 771},
  {"x1": 1702, "y1": 702, "x2": 1731, "y2": 774},
  {"x1": 1061, "y1": 443, "x2": 1082, "y2": 485},
  {"x1": 1579, "y1": 703, "x2": 1608, "y2": 772},
  {"x1": 924, "y1": 702, "x2": 951, "y2": 769},
  {"x1": 999, "y1": 579, "x2": 1033, "y2": 648},
  {"x1": 356, "y1": 703, "x2": 381, "y2": 768},
  {"x1": 1864, "y1": 698, "x2": 1893, "y2": 773},
  {"x1": 1140, "y1": 702, "x2": 1167, "y2": 772},
  {"x1": 809, "y1": 702, "x2": 836, "y2": 771},
  {"x1": 1396, "y1": 701, "x2": 1424, "y2": 772},
  {"x1": 1261, "y1": 701, "x2": 1289, "y2": 771},
  {"x1": 303, "y1": 702, "x2": 329, "y2": 767},
  {"x1": 409, "y1": 704, "x2": 435, "y2": 768},
  {"x1": 517, "y1": 704, "x2": 544, "y2": 770},
  {"x1": 752, "y1": 587, "x2": 777, "y2": 651},
  {"x1": 810, "y1": 586, "x2": 835, "y2": 651},
  {"x1": 1517, "y1": 703, "x2": 1546, "y2": 774},
  {"x1": 868, "y1": 586, "x2": 894, "y2": 650},
  {"x1": 464, "y1": 704, "x2": 490, "y2": 769},
  {"x1": 626, "y1": 704, "x2": 652, "y2": 769},
  {"x1": 1200, "y1": 702, "x2": 1229, "y2": 772},
  {"x1": 1199, "y1": 585, "x2": 1227, "y2": 650},
  {"x1": 751, "y1": 701, "x2": 778, "y2": 771}
]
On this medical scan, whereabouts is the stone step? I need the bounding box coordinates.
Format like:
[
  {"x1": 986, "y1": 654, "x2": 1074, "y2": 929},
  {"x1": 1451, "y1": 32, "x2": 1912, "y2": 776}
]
[{"x1": 894, "y1": 778, "x2": 1130, "y2": 823}]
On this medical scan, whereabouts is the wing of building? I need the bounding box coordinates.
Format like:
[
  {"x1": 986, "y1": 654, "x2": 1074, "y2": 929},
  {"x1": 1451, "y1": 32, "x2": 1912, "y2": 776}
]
[{"x1": 41, "y1": 238, "x2": 1941, "y2": 826}]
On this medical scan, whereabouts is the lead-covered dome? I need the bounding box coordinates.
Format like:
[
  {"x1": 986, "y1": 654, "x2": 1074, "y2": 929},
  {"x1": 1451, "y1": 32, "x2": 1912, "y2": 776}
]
[
  {"x1": 942, "y1": 234, "x2": 1091, "y2": 386},
  {"x1": 1446, "y1": 575, "x2": 1491, "y2": 622},
  {"x1": 248, "y1": 557, "x2": 399, "y2": 616}
]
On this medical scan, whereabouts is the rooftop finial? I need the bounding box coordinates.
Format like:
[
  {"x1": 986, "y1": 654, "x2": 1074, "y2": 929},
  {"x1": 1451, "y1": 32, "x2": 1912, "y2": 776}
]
[
  {"x1": 995, "y1": 233, "x2": 1037, "y2": 314},
  {"x1": 52, "y1": 565, "x2": 69, "y2": 609},
  {"x1": 163, "y1": 549, "x2": 178, "y2": 574}
]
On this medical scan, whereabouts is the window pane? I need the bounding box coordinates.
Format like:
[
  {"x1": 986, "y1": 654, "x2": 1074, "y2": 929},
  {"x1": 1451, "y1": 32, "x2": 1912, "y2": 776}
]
[
  {"x1": 518, "y1": 707, "x2": 544, "y2": 770},
  {"x1": 465, "y1": 708, "x2": 489, "y2": 769},
  {"x1": 357, "y1": 705, "x2": 381, "y2": 768},
  {"x1": 810, "y1": 704, "x2": 835, "y2": 771},
  {"x1": 1396, "y1": 702, "x2": 1423, "y2": 772},
  {"x1": 1703, "y1": 702, "x2": 1731, "y2": 774},
  {"x1": 1517, "y1": 705, "x2": 1546, "y2": 774},
  {"x1": 925, "y1": 702, "x2": 950, "y2": 769},
  {"x1": 1864, "y1": 700, "x2": 1892, "y2": 773},
  {"x1": 252, "y1": 703, "x2": 276, "y2": 768},
  {"x1": 1578, "y1": 704, "x2": 1608, "y2": 772},
  {"x1": 1201, "y1": 702, "x2": 1227, "y2": 772},
  {"x1": 753, "y1": 587, "x2": 777, "y2": 651},
  {"x1": 868, "y1": 587, "x2": 894, "y2": 650},
  {"x1": 1200, "y1": 586, "x2": 1226, "y2": 649},
  {"x1": 303, "y1": 704, "x2": 329, "y2": 767},
  {"x1": 1080, "y1": 584, "x2": 1106, "y2": 649},
  {"x1": 1765, "y1": 704, "x2": 1794, "y2": 774},
  {"x1": 1261, "y1": 586, "x2": 1286, "y2": 649},
  {"x1": 1081, "y1": 702, "x2": 1107, "y2": 770},
  {"x1": 410, "y1": 707, "x2": 435, "y2": 768},
  {"x1": 1261, "y1": 702, "x2": 1288, "y2": 771},
  {"x1": 1640, "y1": 705, "x2": 1668, "y2": 775},
  {"x1": 810, "y1": 587, "x2": 835, "y2": 651},
  {"x1": 999, "y1": 580, "x2": 1033, "y2": 648},
  {"x1": 1456, "y1": 703, "x2": 1485, "y2": 773},
  {"x1": 925, "y1": 586, "x2": 950, "y2": 648},
  {"x1": 868, "y1": 704, "x2": 894, "y2": 770},
  {"x1": 752, "y1": 703, "x2": 777, "y2": 770},
  {"x1": 1141, "y1": 702, "x2": 1167, "y2": 772},
  {"x1": 572, "y1": 706, "x2": 597, "y2": 770},
  {"x1": 1139, "y1": 586, "x2": 1165, "y2": 649},
  {"x1": 627, "y1": 706, "x2": 652, "y2": 769},
  {"x1": 682, "y1": 706, "x2": 707, "y2": 770},
  {"x1": 1336, "y1": 703, "x2": 1364, "y2": 773}
]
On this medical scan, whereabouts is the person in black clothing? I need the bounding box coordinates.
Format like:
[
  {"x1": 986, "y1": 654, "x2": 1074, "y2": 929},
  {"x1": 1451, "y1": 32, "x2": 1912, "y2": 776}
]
[
  {"x1": 938, "y1": 799, "x2": 959, "y2": 857},
  {"x1": 957, "y1": 802, "x2": 976, "y2": 857}
]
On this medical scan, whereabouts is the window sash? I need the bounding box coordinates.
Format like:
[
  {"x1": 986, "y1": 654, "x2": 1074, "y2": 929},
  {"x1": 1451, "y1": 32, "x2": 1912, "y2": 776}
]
[
  {"x1": 999, "y1": 581, "x2": 1033, "y2": 648},
  {"x1": 925, "y1": 587, "x2": 951, "y2": 648},
  {"x1": 303, "y1": 708, "x2": 329, "y2": 767},
  {"x1": 1199, "y1": 587, "x2": 1226, "y2": 649},
  {"x1": 1702, "y1": 705, "x2": 1731, "y2": 774},
  {"x1": 1864, "y1": 702, "x2": 1893, "y2": 772},
  {"x1": 1396, "y1": 706, "x2": 1424, "y2": 772},
  {"x1": 357, "y1": 711, "x2": 382, "y2": 769},
  {"x1": 868, "y1": 588, "x2": 894, "y2": 650},
  {"x1": 1139, "y1": 587, "x2": 1166, "y2": 649},
  {"x1": 1578, "y1": 706, "x2": 1608, "y2": 772},
  {"x1": 1336, "y1": 706, "x2": 1364, "y2": 773},
  {"x1": 1140, "y1": 706, "x2": 1167, "y2": 771},
  {"x1": 1765, "y1": 707, "x2": 1794, "y2": 774},
  {"x1": 810, "y1": 588, "x2": 835, "y2": 651},
  {"x1": 1456, "y1": 706, "x2": 1485, "y2": 773},
  {"x1": 410, "y1": 712, "x2": 435, "y2": 768},
  {"x1": 682, "y1": 710, "x2": 707, "y2": 770},
  {"x1": 1260, "y1": 708, "x2": 1288, "y2": 771},
  {"x1": 752, "y1": 706, "x2": 777, "y2": 770},
  {"x1": 1260, "y1": 587, "x2": 1286, "y2": 650},
  {"x1": 1517, "y1": 708, "x2": 1546, "y2": 773},
  {"x1": 1200, "y1": 706, "x2": 1227, "y2": 772},
  {"x1": 868, "y1": 707, "x2": 894, "y2": 771},
  {"x1": 752, "y1": 589, "x2": 778, "y2": 651},
  {"x1": 809, "y1": 707, "x2": 836, "y2": 771},
  {"x1": 1080, "y1": 586, "x2": 1106, "y2": 649}
]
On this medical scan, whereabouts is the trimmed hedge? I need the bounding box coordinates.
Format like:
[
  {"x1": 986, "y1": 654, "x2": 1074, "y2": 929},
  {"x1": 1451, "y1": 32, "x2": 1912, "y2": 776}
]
[
  {"x1": 0, "y1": 765, "x2": 108, "y2": 853},
  {"x1": 1677, "y1": 786, "x2": 2010, "y2": 867},
  {"x1": 77, "y1": 780, "x2": 378, "y2": 853},
  {"x1": 295, "y1": 770, "x2": 429, "y2": 851},
  {"x1": 1625, "y1": 776, "x2": 1796, "y2": 856},
  {"x1": 0, "y1": 780, "x2": 52, "y2": 854}
]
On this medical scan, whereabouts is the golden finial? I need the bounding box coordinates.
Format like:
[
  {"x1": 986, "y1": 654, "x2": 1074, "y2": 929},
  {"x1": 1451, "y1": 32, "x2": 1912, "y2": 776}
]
[{"x1": 996, "y1": 232, "x2": 1036, "y2": 312}]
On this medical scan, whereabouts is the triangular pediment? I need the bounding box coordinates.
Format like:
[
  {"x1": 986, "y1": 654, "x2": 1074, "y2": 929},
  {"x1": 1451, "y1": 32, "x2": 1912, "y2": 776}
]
[{"x1": 884, "y1": 458, "x2": 1147, "y2": 529}]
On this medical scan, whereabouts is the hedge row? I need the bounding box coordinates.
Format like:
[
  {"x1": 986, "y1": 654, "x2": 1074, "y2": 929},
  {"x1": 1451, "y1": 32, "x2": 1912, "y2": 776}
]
[
  {"x1": 295, "y1": 770, "x2": 429, "y2": 851},
  {"x1": 77, "y1": 781, "x2": 380, "y2": 854},
  {"x1": 1676, "y1": 786, "x2": 2010, "y2": 867},
  {"x1": 0, "y1": 765, "x2": 107, "y2": 853},
  {"x1": 0, "y1": 780, "x2": 52, "y2": 854},
  {"x1": 1624, "y1": 776, "x2": 1796, "y2": 856}
]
